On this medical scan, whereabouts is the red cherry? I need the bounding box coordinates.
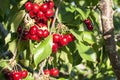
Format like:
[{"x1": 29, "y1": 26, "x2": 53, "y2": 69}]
[
  {"x1": 50, "y1": 68, "x2": 59, "y2": 77},
  {"x1": 60, "y1": 37, "x2": 68, "y2": 46},
  {"x1": 45, "y1": 9, "x2": 54, "y2": 17},
  {"x1": 25, "y1": 2, "x2": 33, "y2": 12},
  {"x1": 40, "y1": 3, "x2": 48, "y2": 12},
  {"x1": 43, "y1": 30, "x2": 49, "y2": 38},
  {"x1": 17, "y1": 26, "x2": 22, "y2": 34},
  {"x1": 87, "y1": 24, "x2": 93, "y2": 31},
  {"x1": 32, "y1": 3, "x2": 40, "y2": 13},
  {"x1": 64, "y1": 34, "x2": 75, "y2": 42},
  {"x1": 21, "y1": 70, "x2": 28, "y2": 78},
  {"x1": 53, "y1": 34, "x2": 61, "y2": 43},
  {"x1": 47, "y1": 1, "x2": 54, "y2": 9},
  {"x1": 37, "y1": 29, "x2": 44, "y2": 38},
  {"x1": 29, "y1": 11, "x2": 36, "y2": 18},
  {"x1": 43, "y1": 69, "x2": 50, "y2": 75},
  {"x1": 29, "y1": 25, "x2": 38, "y2": 35},
  {"x1": 37, "y1": 10, "x2": 45, "y2": 19},
  {"x1": 52, "y1": 43, "x2": 58, "y2": 53},
  {"x1": 30, "y1": 34, "x2": 38, "y2": 41},
  {"x1": 22, "y1": 30, "x2": 30, "y2": 40},
  {"x1": 12, "y1": 71, "x2": 21, "y2": 80},
  {"x1": 84, "y1": 19, "x2": 91, "y2": 25}
]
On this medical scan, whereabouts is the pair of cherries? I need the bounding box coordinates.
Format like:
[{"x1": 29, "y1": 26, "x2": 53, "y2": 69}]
[
  {"x1": 84, "y1": 19, "x2": 93, "y2": 31},
  {"x1": 44, "y1": 68, "x2": 59, "y2": 77}
]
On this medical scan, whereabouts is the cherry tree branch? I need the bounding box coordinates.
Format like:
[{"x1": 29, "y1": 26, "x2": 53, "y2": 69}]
[{"x1": 99, "y1": 0, "x2": 120, "y2": 79}]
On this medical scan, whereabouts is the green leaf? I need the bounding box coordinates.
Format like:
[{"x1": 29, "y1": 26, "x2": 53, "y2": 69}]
[
  {"x1": 76, "y1": 8, "x2": 86, "y2": 19},
  {"x1": 81, "y1": 31, "x2": 96, "y2": 44},
  {"x1": 77, "y1": 41, "x2": 96, "y2": 62},
  {"x1": 33, "y1": 35, "x2": 52, "y2": 66},
  {"x1": 0, "y1": 0, "x2": 9, "y2": 18},
  {"x1": 10, "y1": 10, "x2": 26, "y2": 32}
]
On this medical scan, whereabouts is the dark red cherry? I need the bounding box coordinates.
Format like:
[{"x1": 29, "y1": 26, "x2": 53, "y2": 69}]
[
  {"x1": 32, "y1": 3, "x2": 40, "y2": 13},
  {"x1": 60, "y1": 37, "x2": 68, "y2": 46},
  {"x1": 25, "y1": 2, "x2": 33, "y2": 12},
  {"x1": 47, "y1": 1, "x2": 54, "y2": 9},
  {"x1": 37, "y1": 10, "x2": 45, "y2": 19},
  {"x1": 37, "y1": 29, "x2": 44, "y2": 38},
  {"x1": 40, "y1": 3, "x2": 48, "y2": 12},
  {"x1": 29, "y1": 25, "x2": 38, "y2": 35},
  {"x1": 87, "y1": 24, "x2": 93, "y2": 31},
  {"x1": 53, "y1": 34, "x2": 61, "y2": 43},
  {"x1": 43, "y1": 30, "x2": 49, "y2": 38},
  {"x1": 52, "y1": 43, "x2": 58, "y2": 53},
  {"x1": 45, "y1": 9, "x2": 54, "y2": 17}
]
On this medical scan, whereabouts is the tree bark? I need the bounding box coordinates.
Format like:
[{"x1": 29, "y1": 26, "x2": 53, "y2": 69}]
[{"x1": 99, "y1": 0, "x2": 120, "y2": 80}]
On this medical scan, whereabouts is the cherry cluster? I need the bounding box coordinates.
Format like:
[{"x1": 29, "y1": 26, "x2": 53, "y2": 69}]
[
  {"x1": 84, "y1": 19, "x2": 93, "y2": 31},
  {"x1": 17, "y1": 25, "x2": 49, "y2": 42},
  {"x1": 43, "y1": 68, "x2": 59, "y2": 77},
  {"x1": 52, "y1": 33, "x2": 75, "y2": 53},
  {"x1": 25, "y1": 1, "x2": 54, "y2": 25},
  {"x1": 3, "y1": 69, "x2": 28, "y2": 80}
]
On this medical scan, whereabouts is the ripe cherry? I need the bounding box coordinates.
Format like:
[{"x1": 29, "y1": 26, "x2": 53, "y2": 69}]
[
  {"x1": 52, "y1": 43, "x2": 58, "y2": 53},
  {"x1": 29, "y1": 25, "x2": 38, "y2": 35},
  {"x1": 12, "y1": 71, "x2": 21, "y2": 80},
  {"x1": 37, "y1": 10, "x2": 45, "y2": 19},
  {"x1": 43, "y1": 69, "x2": 50, "y2": 75},
  {"x1": 43, "y1": 30, "x2": 49, "y2": 38},
  {"x1": 29, "y1": 11, "x2": 36, "y2": 18},
  {"x1": 17, "y1": 26, "x2": 22, "y2": 34},
  {"x1": 53, "y1": 34, "x2": 61, "y2": 43},
  {"x1": 47, "y1": 1, "x2": 54, "y2": 9},
  {"x1": 50, "y1": 68, "x2": 59, "y2": 77},
  {"x1": 30, "y1": 34, "x2": 38, "y2": 41},
  {"x1": 32, "y1": 3, "x2": 40, "y2": 13},
  {"x1": 25, "y1": 2, "x2": 33, "y2": 12},
  {"x1": 60, "y1": 37, "x2": 68, "y2": 46},
  {"x1": 45, "y1": 9, "x2": 54, "y2": 17},
  {"x1": 22, "y1": 30, "x2": 30, "y2": 40},
  {"x1": 64, "y1": 34, "x2": 75, "y2": 42},
  {"x1": 84, "y1": 19, "x2": 91, "y2": 25},
  {"x1": 21, "y1": 70, "x2": 28, "y2": 78},
  {"x1": 37, "y1": 29, "x2": 44, "y2": 38},
  {"x1": 87, "y1": 24, "x2": 93, "y2": 31},
  {"x1": 40, "y1": 3, "x2": 48, "y2": 12}
]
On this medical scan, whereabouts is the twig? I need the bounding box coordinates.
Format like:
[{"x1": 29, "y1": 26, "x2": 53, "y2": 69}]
[{"x1": 50, "y1": 0, "x2": 62, "y2": 34}]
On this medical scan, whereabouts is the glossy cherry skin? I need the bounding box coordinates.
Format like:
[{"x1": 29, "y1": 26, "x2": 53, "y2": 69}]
[
  {"x1": 50, "y1": 68, "x2": 59, "y2": 77},
  {"x1": 47, "y1": 1, "x2": 54, "y2": 9},
  {"x1": 37, "y1": 10, "x2": 45, "y2": 19},
  {"x1": 84, "y1": 19, "x2": 91, "y2": 25},
  {"x1": 43, "y1": 69, "x2": 50, "y2": 75},
  {"x1": 30, "y1": 34, "x2": 38, "y2": 41},
  {"x1": 87, "y1": 24, "x2": 93, "y2": 31},
  {"x1": 37, "y1": 29, "x2": 44, "y2": 38},
  {"x1": 25, "y1": 2, "x2": 33, "y2": 12},
  {"x1": 21, "y1": 70, "x2": 28, "y2": 78},
  {"x1": 64, "y1": 34, "x2": 75, "y2": 42},
  {"x1": 45, "y1": 9, "x2": 54, "y2": 17},
  {"x1": 40, "y1": 3, "x2": 48, "y2": 12},
  {"x1": 29, "y1": 25, "x2": 38, "y2": 35},
  {"x1": 29, "y1": 11, "x2": 36, "y2": 18},
  {"x1": 32, "y1": 3, "x2": 40, "y2": 13},
  {"x1": 53, "y1": 34, "x2": 61, "y2": 43},
  {"x1": 12, "y1": 71, "x2": 21, "y2": 80},
  {"x1": 43, "y1": 30, "x2": 49, "y2": 38},
  {"x1": 60, "y1": 37, "x2": 68, "y2": 46},
  {"x1": 52, "y1": 43, "x2": 58, "y2": 53}
]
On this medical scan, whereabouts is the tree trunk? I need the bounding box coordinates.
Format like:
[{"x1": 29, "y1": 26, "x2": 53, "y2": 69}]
[{"x1": 99, "y1": 0, "x2": 120, "y2": 80}]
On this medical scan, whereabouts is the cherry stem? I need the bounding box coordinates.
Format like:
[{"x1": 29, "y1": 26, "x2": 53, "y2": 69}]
[{"x1": 50, "y1": 0, "x2": 62, "y2": 34}]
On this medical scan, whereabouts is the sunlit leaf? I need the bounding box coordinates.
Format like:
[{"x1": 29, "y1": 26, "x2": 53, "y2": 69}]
[{"x1": 33, "y1": 35, "x2": 52, "y2": 66}]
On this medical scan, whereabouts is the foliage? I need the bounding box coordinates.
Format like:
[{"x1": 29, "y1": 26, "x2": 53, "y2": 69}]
[{"x1": 0, "y1": 0, "x2": 120, "y2": 80}]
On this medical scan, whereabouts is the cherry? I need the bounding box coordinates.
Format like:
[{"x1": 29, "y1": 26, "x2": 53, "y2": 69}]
[
  {"x1": 47, "y1": 1, "x2": 54, "y2": 9},
  {"x1": 21, "y1": 70, "x2": 28, "y2": 78},
  {"x1": 50, "y1": 68, "x2": 59, "y2": 77},
  {"x1": 37, "y1": 10, "x2": 45, "y2": 19},
  {"x1": 45, "y1": 9, "x2": 54, "y2": 17},
  {"x1": 84, "y1": 19, "x2": 91, "y2": 25},
  {"x1": 37, "y1": 29, "x2": 44, "y2": 38},
  {"x1": 43, "y1": 30, "x2": 49, "y2": 38},
  {"x1": 17, "y1": 26, "x2": 22, "y2": 34},
  {"x1": 12, "y1": 71, "x2": 21, "y2": 80},
  {"x1": 29, "y1": 25, "x2": 38, "y2": 35},
  {"x1": 25, "y1": 2, "x2": 33, "y2": 12},
  {"x1": 30, "y1": 34, "x2": 38, "y2": 41},
  {"x1": 87, "y1": 24, "x2": 93, "y2": 31},
  {"x1": 64, "y1": 34, "x2": 75, "y2": 42},
  {"x1": 53, "y1": 34, "x2": 61, "y2": 43},
  {"x1": 60, "y1": 37, "x2": 68, "y2": 46},
  {"x1": 40, "y1": 3, "x2": 48, "y2": 12},
  {"x1": 22, "y1": 30, "x2": 30, "y2": 40},
  {"x1": 32, "y1": 3, "x2": 40, "y2": 13},
  {"x1": 29, "y1": 11, "x2": 36, "y2": 18},
  {"x1": 43, "y1": 69, "x2": 50, "y2": 75},
  {"x1": 52, "y1": 43, "x2": 58, "y2": 53}
]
